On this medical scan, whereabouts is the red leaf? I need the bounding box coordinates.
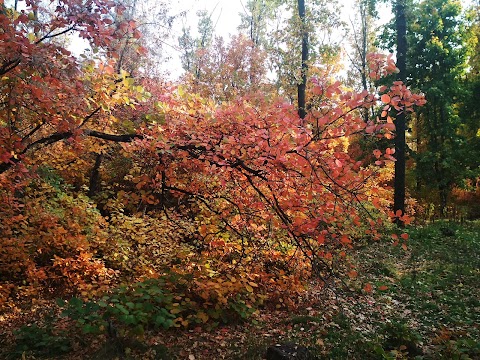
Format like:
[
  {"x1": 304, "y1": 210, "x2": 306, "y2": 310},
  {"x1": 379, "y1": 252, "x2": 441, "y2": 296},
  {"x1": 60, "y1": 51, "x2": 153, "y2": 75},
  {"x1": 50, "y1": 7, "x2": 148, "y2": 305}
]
[
  {"x1": 316, "y1": 234, "x2": 325, "y2": 245},
  {"x1": 340, "y1": 235, "x2": 351, "y2": 245}
]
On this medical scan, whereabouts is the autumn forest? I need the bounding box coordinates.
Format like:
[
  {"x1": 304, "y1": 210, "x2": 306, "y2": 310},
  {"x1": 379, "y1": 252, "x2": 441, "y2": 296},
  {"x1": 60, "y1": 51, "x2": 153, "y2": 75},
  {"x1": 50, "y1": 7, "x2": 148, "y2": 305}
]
[{"x1": 0, "y1": 0, "x2": 479, "y2": 359}]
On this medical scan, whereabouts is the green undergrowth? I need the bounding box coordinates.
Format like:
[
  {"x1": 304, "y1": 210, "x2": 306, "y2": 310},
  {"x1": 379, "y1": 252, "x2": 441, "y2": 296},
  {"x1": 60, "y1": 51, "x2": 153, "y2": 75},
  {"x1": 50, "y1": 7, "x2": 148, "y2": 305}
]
[
  {"x1": 3, "y1": 221, "x2": 479, "y2": 359},
  {"x1": 345, "y1": 220, "x2": 480, "y2": 359},
  {"x1": 234, "y1": 221, "x2": 480, "y2": 359}
]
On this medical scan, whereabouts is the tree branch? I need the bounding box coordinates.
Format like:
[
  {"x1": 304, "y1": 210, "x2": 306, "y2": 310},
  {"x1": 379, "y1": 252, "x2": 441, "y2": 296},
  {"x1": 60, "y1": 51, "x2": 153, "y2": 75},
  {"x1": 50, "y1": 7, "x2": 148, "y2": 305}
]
[
  {"x1": 35, "y1": 26, "x2": 77, "y2": 44},
  {"x1": 0, "y1": 129, "x2": 142, "y2": 174},
  {"x1": 84, "y1": 129, "x2": 141, "y2": 142},
  {"x1": 0, "y1": 58, "x2": 21, "y2": 76}
]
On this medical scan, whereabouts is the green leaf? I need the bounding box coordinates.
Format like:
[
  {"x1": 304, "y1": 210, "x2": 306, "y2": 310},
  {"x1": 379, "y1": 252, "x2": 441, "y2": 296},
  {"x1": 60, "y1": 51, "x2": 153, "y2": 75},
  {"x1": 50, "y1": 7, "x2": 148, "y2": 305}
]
[
  {"x1": 126, "y1": 302, "x2": 135, "y2": 309},
  {"x1": 115, "y1": 304, "x2": 129, "y2": 315},
  {"x1": 68, "y1": 297, "x2": 83, "y2": 308}
]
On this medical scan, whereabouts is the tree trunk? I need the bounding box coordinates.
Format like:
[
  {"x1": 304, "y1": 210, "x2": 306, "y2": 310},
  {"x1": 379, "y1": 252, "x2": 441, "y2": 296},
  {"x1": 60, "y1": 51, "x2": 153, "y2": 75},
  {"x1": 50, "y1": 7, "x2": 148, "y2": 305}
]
[
  {"x1": 88, "y1": 153, "x2": 103, "y2": 198},
  {"x1": 439, "y1": 185, "x2": 448, "y2": 218},
  {"x1": 394, "y1": 0, "x2": 407, "y2": 226},
  {"x1": 360, "y1": 1, "x2": 369, "y2": 122},
  {"x1": 297, "y1": 0, "x2": 308, "y2": 120}
]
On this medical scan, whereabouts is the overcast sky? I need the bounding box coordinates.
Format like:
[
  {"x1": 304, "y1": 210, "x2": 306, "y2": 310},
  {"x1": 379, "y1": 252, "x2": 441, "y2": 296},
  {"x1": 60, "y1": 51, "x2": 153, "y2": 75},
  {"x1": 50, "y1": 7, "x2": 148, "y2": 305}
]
[
  {"x1": 168, "y1": 0, "x2": 390, "y2": 37},
  {"x1": 64, "y1": 0, "x2": 472, "y2": 78},
  {"x1": 160, "y1": 0, "x2": 393, "y2": 78}
]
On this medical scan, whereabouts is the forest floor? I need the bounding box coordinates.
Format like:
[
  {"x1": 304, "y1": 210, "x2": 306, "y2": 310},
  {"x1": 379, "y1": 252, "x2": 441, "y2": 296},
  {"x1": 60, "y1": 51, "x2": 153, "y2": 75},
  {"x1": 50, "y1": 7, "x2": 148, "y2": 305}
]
[{"x1": 1, "y1": 221, "x2": 479, "y2": 359}]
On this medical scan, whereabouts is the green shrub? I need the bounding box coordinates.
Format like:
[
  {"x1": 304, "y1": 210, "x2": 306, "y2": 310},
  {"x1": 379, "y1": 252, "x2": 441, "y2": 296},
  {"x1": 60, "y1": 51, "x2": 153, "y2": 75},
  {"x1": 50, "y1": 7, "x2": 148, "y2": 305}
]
[
  {"x1": 59, "y1": 278, "x2": 177, "y2": 336},
  {"x1": 12, "y1": 323, "x2": 71, "y2": 358}
]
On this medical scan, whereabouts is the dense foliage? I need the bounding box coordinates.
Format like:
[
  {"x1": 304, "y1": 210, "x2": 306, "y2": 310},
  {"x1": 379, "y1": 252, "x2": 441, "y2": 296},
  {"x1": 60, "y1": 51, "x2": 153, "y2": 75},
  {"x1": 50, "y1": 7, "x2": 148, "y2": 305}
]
[{"x1": 0, "y1": 0, "x2": 478, "y2": 358}]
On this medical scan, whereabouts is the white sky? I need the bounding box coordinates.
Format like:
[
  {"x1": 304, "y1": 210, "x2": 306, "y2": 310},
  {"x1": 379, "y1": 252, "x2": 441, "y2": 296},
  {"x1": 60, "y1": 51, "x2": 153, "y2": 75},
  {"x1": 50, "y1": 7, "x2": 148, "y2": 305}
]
[
  {"x1": 7, "y1": 0, "x2": 474, "y2": 78},
  {"x1": 168, "y1": 0, "x2": 390, "y2": 37},
  {"x1": 65, "y1": 0, "x2": 473, "y2": 78},
  {"x1": 161, "y1": 0, "x2": 393, "y2": 78}
]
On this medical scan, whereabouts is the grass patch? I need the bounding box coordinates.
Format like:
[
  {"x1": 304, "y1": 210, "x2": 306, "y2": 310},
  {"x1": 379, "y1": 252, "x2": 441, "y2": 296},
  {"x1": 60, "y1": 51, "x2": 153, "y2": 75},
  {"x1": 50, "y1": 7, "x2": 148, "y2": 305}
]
[{"x1": 355, "y1": 220, "x2": 480, "y2": 359}]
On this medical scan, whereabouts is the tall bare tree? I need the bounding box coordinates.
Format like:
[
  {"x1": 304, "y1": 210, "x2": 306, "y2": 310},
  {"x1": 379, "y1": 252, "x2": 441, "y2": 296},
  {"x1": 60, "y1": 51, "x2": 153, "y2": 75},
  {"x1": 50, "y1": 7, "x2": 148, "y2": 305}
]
[
  {"x1": 393, "y1": 0, "x2": 407, "y2": 225},
  {"x1": 297, "y1": 0, "x2": 308, "y2": 119}
]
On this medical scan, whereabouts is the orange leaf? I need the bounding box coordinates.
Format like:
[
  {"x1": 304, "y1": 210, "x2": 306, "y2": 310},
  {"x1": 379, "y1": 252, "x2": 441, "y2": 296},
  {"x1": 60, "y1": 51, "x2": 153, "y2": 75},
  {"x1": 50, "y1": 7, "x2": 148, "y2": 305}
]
[
  {"x1": 381, "y1": 94, "x2": 391, "y2": 103},
  {"x1": 400, "y1": 233, "x2": 409, "y2": 240},
  {"x1": 378, "y1": 285, "x2": 388, "y2": 291},
  {"x1": 348, "y1": 270, "x2": 358, "y2": 279},
  {"x1": 364, "y1": 283, "x2": 373, "y2": 293},
  {"x1": 199, "y1": 225, "x2": 207, "y2": 237},
  {"x1": 383, "y1": 123, "x2": 396, "y2": 131}
]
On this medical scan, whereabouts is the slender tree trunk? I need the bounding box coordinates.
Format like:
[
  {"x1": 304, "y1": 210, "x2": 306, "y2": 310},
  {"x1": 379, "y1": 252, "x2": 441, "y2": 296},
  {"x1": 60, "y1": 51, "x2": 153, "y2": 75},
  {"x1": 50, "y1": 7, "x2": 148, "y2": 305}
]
[
  {"x1": 88, "y1": 153, "x2": 103, "y2": 198},
  {"x1": 415, "y1": 112, "x2": 422, "y2": 192},
  {"x1": 439, "y1": 185, "x2": 448, "y2": 217},
  {"x1": 394, "y1": 0, "x2": 407, "y2": 226},
  {"x1": 360, "y1": 2, "x2": 369, "y2": 122},
  {"x1": 297, "y1": 0, "x2": 308, "y2": 120}
]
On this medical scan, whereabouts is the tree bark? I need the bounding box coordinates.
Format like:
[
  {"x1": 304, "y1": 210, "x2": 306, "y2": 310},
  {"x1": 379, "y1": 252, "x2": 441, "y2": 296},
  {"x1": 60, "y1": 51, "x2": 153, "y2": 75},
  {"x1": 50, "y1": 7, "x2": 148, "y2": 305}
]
[
  {"x1": 297, "y1": 0, "x2": 308, "y2": 120},
  {"x1": 88, "y1": 153, "x2": 103, "y2": 198},
  {"x1": 394, "y1": 0, "x2": 407, "y2": 226}
]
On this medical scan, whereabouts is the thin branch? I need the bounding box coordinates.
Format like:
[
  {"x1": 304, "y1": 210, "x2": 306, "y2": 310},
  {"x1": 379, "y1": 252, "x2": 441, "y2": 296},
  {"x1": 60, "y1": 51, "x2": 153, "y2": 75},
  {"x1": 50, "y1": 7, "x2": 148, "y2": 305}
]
[
  {"x1": 35, "y1": 26, "x2": 77, "y2": 44},
  {"x1": 0, "y1": 58, "x2": 21, "y2": 76}
]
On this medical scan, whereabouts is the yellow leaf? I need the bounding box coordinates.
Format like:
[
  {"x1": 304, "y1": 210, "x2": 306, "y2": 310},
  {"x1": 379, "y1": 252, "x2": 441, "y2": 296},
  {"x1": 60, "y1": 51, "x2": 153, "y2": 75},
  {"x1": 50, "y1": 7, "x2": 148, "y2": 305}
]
[{"x1": 197, "y1": 311, "x2": 209, "y2": 323}]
